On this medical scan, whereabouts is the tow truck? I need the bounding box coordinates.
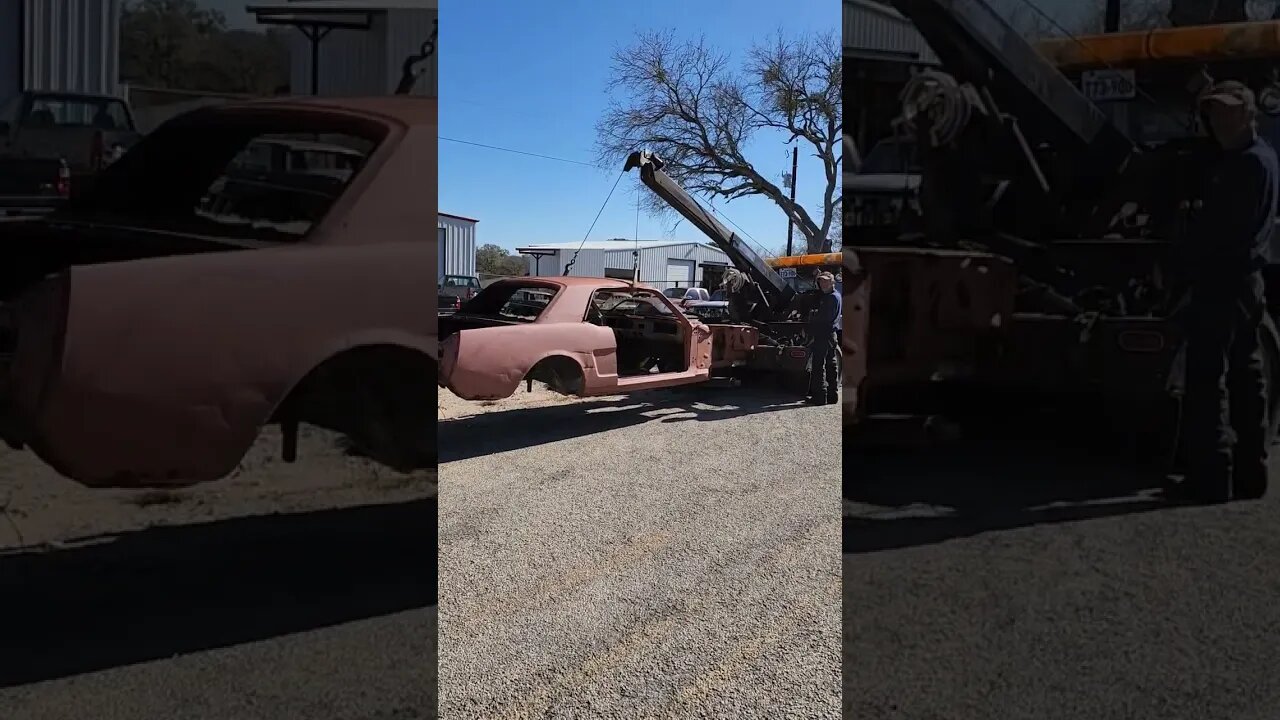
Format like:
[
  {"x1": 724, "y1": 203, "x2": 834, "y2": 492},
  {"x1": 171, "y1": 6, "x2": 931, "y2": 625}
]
[
  {"x1": 844, "y1": 0, "x2": 1280, "y2": 462},
  {"x1": 439, "y1": 151, "x2": 827, "y2": 400}
]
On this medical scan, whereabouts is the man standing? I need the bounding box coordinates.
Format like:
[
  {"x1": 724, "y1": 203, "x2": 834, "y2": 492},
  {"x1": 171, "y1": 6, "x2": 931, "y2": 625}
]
[
  {"x1": 807, "y1": 271, "x2": 842, "y2": 405},
  {"x1": 1179, "y1": 80, "x2": 1279, "y2": 503}
]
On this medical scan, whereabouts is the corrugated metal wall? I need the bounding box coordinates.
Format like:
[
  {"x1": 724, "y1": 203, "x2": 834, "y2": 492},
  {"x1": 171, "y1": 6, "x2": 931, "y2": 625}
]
[
  {"x1": 632, "y1": 244, "x2": 731, "y2": 289},
  {"x1": 291, "y1": 7, "x2": 436, "y2": 96},
  {"x1": 0, "y1": 1, "x2": 20, "y2": 100},
  {"x1": 522, "y1": 250, "x2": 565, "y2": 277},
  {"x1": 292, "y1": 17, "x2": 388, "y2": 95},
  {"x1": 385, "y1": 8, "x2": 436, "y2": 96},
  {"x1": 22, "y1": 0, "x2": 123, "y2": 96},
  {"x1": 844, "y1": 0, "x2": 937, "y2": 63},
  {"x1": 438, "y1": 214, "x2": 476, "y2": 277},
  {"x1": 525, "y1": 249, "x2": 608, "y2": 278}
]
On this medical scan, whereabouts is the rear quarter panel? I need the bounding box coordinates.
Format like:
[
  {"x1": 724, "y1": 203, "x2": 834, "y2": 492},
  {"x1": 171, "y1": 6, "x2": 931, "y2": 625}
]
[
  {"x1": 442, "y1": 322, "x2": 616, "y2": 400},
  {"x1": 26, "y1": 241, "x2": 435, "y2": 486}
]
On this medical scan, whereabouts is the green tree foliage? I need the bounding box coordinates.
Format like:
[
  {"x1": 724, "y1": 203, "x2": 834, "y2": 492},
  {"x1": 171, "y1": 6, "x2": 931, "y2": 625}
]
[
  {"x1": 476, "y1": 244, "x2": 528, "y2": 277},
  {"x1": 121, "y1": 0, "x2": 289, "y2": 95}
]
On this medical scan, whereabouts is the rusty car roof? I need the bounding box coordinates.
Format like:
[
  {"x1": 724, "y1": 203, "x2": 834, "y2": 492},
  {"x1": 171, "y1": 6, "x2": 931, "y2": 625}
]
[
  {"x1": 493, "y1": 276, "x2": 640, "y2": 289},
  {"x1": 201, "y1": 96, "x2": 437, "y2": 126}
]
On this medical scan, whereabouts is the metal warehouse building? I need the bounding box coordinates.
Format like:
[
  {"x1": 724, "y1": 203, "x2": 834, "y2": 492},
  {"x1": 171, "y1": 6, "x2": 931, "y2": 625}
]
[
  {"x1": 515, "y1": 241, "x2": 732, "y2": 292},
  {"x1": 438, "y1": 213, "x2": 477, "y2": 278},
  {"x1": 846, "y1": 0, "x2": 937, "y2": 151},
  {"x1": 249, "y1": 0, "x2": 438, "y2": 97},
  {"x1": 0, "y1": 0, "x2": 124, "y2": 101}
]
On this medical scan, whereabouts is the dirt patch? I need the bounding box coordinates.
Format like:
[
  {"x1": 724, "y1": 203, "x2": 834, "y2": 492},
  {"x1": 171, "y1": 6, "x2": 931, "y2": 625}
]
[
  {"x1": 438, "y1": 381, "x2": 622, "y2": 420},
  {"x1": 0, "y1": 424, "x2": 436, "y2": 550}
]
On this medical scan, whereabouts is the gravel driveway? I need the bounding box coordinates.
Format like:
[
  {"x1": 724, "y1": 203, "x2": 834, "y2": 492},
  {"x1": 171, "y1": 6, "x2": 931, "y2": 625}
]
[
  {"x1": 438, "y1": 383, "x2": 842, "y2": 719},
  {"x1": 845, "y1": 444, "x2": 1280, "y2": 720}
]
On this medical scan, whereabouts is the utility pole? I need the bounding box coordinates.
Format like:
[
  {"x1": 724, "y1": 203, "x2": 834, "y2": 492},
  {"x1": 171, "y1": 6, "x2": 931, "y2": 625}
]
[
  {"x1": 1105, "y1": 0, "x2": 1120, "y2": 32},
  {"x1": 785, "y1": 144, "x2": 798, "y2": 256}
]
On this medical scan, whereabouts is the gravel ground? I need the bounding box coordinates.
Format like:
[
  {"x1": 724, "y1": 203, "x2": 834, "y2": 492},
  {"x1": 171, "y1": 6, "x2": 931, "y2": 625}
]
[
  {"x1": 438, "y1": 382, "x2": 842, "y2": 719},
  {"x1": 0, "y1": 426, "x2": 437, "y2": 720},
  {"x1": 845, "y1": 444, "x2": 1280, "y2": 720}
]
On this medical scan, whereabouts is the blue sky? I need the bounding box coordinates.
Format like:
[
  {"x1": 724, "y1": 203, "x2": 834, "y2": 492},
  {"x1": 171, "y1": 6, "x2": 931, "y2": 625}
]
[{"x1": 439, "y1": 0, "x2": 838, "y2": 255}]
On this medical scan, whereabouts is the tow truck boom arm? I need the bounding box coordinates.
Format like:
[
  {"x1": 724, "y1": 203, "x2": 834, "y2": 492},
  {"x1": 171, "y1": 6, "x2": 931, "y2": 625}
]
[{"x1": 624, "y1": 150, "x2": 794, "y2": 310}]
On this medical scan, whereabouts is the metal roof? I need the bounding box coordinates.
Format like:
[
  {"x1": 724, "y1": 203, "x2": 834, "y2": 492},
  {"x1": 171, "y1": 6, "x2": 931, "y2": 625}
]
[
  {"x1": 844, "y1": 0, "x2": 939, "y2": 65},
  {"x1": 247, "y1": 0, "x2": 437, "y2": 11},
  {"x1": 515, "y1": 240, "x2": 718, "y2": 252},
  {"x1": 439, "y1": 212, "x2": 479, "y2": 223}
]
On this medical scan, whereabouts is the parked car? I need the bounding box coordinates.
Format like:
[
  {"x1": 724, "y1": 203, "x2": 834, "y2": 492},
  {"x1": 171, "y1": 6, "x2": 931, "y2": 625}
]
[
  {"x1": 0, "y1": 91, "x2": 141, "y2": 216},
  {"x1": 0, "y1": 95, "x2": 437, "y2": 487}
]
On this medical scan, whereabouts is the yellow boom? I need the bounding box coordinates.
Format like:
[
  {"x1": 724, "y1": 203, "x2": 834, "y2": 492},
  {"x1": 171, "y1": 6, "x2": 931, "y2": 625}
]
[
  {"x1": 1036, "y1": 20, "x2": 1280, "y2": 71},
  {"x1": 767, "y1": 253, "x2": 842, "y2": 269}
]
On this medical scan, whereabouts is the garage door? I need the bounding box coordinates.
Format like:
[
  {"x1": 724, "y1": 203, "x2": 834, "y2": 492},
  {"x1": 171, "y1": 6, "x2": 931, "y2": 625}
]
[{"x1": 665, "y1": 259, "x2": 695, "y2": 289}]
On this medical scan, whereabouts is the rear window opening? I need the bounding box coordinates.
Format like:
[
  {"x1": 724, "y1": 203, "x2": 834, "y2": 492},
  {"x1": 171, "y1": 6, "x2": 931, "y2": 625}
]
[
  {"x1": 442, "y1": 275, "x2": 481, "y2": 289},
  {"x1": 23, "y1": 95, "x2": 131, "y2": 130},
  {"x1": 196, "y1": 132, "x2": 375, "y2": 239},
  {"x1": 459, "y1": 283, "x2": 560, "y2": 322},
  {"x1": 63, "y1": 113, "x2": 386, "y2": 244}
]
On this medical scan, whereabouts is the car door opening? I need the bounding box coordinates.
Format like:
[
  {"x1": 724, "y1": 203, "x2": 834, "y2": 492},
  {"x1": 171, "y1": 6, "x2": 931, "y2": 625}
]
[{"x1": 588, "y1": 289, "x2": 690, "y2": 376}]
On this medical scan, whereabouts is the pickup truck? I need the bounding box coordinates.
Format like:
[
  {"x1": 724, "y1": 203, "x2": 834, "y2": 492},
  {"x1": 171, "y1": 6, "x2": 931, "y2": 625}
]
[
  {"x1": 0, "y1": 95, "x2": 436, "y2": 488},
  {"x1": 437, "y1": 274, "x2": 480, "y2": 315},
  {"x1": 0, "y1": 91, "x2": 141, "y2": 217}
]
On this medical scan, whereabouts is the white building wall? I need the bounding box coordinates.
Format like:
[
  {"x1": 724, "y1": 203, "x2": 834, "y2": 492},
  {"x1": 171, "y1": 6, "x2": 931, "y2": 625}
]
[
  {"x1": 291, "y1": 19, "x2": 387, "y2": 96},
  {"x1": 290, "y1": 7, "x2": 437, "y2": 96},
  {"x1": 524, "y1": 249, "x2": 608, "y2": 277},
  {"x1": 438, "y1": 214, "x2": 476, "y2": 278},
  {"x1": 522, "y1": 250, "x2": 563, "y2": 277},
  {"x1": 21, "y1": 0, "x2": 123, "y2": 96},
  {"x1": 0, "y1": 2, "x2": 20, "y2": 101},
  {"x1": 635, "y1": 243, "x2": 731, "y2": 289}
]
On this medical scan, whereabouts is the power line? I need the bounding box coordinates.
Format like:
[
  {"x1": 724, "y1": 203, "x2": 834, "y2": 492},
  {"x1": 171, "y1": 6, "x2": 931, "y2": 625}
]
[
  {"x1": 442, "y1": 134, "x2": 781, "y2": 254},
  {"x1": 438, "y1": 136, "x2": 603, "y2": 168}
]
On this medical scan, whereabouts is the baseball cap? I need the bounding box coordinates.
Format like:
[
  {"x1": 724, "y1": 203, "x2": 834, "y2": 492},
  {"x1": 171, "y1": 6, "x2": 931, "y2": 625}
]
[{"x1": 1200, "y1": 80, "x2": 1257, "y2": 110}]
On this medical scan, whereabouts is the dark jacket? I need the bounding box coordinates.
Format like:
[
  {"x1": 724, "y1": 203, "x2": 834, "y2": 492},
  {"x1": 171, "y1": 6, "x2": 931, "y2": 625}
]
[
  {"x1": 808, "y1": 290, "x2": 841, "y2": 339},
  {"x1": 1187, "y1": 134, "x2": 1279, "y2": 292}
]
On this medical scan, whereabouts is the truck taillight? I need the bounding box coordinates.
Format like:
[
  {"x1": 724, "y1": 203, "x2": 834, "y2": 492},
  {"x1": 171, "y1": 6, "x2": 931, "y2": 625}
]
[{"x1": 55, "y1": 159, "x2": 71, "y2": 198}]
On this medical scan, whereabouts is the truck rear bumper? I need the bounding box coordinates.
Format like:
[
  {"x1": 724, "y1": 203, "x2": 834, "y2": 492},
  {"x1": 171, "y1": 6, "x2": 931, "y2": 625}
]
[{"x1": 0, "y1": 195, "x2": 62, "y2": 218}]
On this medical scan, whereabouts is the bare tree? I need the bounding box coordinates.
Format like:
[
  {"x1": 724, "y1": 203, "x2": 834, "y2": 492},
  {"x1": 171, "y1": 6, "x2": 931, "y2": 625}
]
[
  {"x1": 597, "y1": 30, "x2": 841, "y2": 253},
  {"x1": 1081, "y1": 0, "x2": 1171, "y2": 32}
]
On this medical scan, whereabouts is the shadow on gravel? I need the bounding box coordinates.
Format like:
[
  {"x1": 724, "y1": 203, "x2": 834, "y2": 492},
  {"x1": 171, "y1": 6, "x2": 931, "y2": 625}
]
[
  {"x1": 439, "y1": 387, "x2": 814, "y2": 463},
  {"x1": 844, "y1": 443, "x2": 1170, "y2": 554},
  {"x1": 0, "y1": 497, "x2": 436, "y2": 688}
]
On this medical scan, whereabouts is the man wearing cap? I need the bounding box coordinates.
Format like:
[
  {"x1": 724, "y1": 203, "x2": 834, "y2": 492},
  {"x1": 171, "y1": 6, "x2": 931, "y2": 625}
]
[
  {"x1": 806, "y1": 271, "x2": 842, "y2": 405},
  {"x1": 1177, "y1": 80, "x2": 1279, "y2": 502}
]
